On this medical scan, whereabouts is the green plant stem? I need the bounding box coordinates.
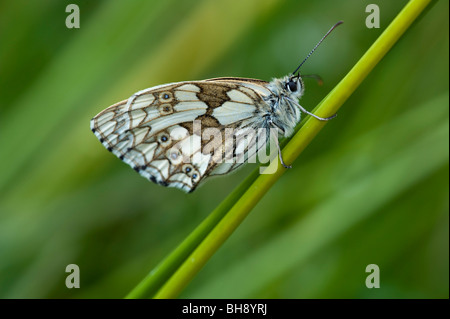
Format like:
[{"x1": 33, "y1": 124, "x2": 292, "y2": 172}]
[
  {"x1": 125, "y1": 169, "x2": 259, "y2": 299},
  {"x1": 127, "y1": 0, "x2": 432, "y2": 299}
]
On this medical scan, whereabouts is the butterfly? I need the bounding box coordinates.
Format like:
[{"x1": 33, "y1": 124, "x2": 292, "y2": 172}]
[{"x1": 91, "y1": 22, "x2": 342, "y2": 193}]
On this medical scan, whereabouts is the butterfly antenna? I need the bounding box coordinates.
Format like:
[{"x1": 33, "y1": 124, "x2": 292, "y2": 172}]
[{"x1": 292, "y1": 21, "x2": 343, "y2": 76}]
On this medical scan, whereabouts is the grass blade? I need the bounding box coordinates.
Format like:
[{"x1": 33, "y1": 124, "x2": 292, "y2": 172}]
[{"x1": 125, "y1": 0, "x2": 432, "y2": 299}]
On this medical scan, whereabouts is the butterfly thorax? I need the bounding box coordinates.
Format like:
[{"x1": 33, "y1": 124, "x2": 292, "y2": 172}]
[{"x1": 264, "y1": 75, "x2": 305, "y2": 138}]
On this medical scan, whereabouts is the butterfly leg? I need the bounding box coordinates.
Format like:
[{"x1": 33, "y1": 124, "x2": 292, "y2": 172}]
[
  {"x1": 298, "y1": 104, "x2": 337, "y2": 121},
  {"x1": 270, "y1": 128, "x2": 292, "y2": 169}
]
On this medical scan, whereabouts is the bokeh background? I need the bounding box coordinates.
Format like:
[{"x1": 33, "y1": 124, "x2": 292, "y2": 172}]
[{"x1": 0, "y1": 0, "x2": 448, "y2": 298}]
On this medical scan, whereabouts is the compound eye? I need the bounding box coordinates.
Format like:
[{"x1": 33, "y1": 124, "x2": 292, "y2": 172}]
[{"x1": 286, "y1": 80, "x2": 298, "y2": 92}]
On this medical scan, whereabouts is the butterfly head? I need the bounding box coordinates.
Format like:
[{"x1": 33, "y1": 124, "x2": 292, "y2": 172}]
[
  {"x1": 284, "y1": 74, "x2": 304, "y2": 97},
  {"x1": 269, "y1": 74, "x2": 305, "y2": 101}
]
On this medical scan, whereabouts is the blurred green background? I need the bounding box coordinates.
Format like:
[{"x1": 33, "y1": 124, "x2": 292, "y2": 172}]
[{"x1": 0, "y1": 0, "x2": 448, "y2": 299}]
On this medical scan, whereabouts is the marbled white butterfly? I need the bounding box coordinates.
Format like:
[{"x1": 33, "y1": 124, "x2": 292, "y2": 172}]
[{"x1": 91, "y1": 22, "x2": 342, "y2": 193}]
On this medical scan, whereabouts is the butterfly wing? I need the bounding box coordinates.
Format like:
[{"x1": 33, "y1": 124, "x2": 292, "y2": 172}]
[
  {"x1": 200, "y1": 78, "x2": 273, "y2": 177},
  {"x1": 91, "y1": 78, "x2": 272, "y2": 192}
]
